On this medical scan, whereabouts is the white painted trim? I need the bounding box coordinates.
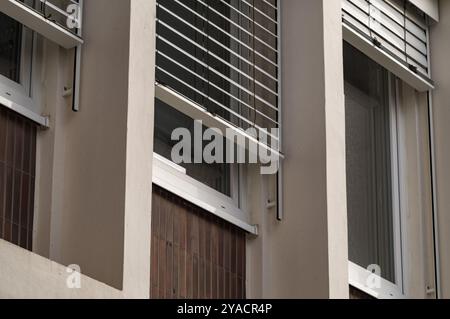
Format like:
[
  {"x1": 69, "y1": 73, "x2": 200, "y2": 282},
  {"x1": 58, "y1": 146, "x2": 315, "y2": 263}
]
[
  {"x1": 0, "y1": 94, "x2": 48, "y2": 127},
  {"x1": 408, "y1": 0, "x2": 439, "y2": 22},
  {"x1": 0, "y1": 28, "x2": 48, "y2": 127},
  {"x1": 390, "y1": 75, "x2": 405, "y2": 293},
  {"x1": 343, "y1": 24, "x2": 434, "y2": 92},
  {"x1": 0, "y1": 0, "x2": 83, "y2": 49},
  {"x1": 349, "y1": 262, "x2": 405, "y2": 299},
  {"x1": 427, "y1": 91, "x2": 441, "y2": 298},
  {"x1": 346, "y1": 73, "x2": 405, "y2": 299},
  {"x1": 152, "y1": 153, "x2": 258, "y2": 235}
]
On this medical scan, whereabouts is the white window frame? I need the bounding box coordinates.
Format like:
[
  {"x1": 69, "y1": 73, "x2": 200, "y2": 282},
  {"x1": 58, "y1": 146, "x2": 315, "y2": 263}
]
[
  {"x1": 0, "y1": 17, "x2": 48, "y2": 126},
  {"x1": 347, "y1": 73, "x2": 406, "y2": 299},
  {"x1": 153, "y1": 85, "x2": 258, "y2": 235},
  {"x1": 152, "y1": 153, "x2": 257, "y2": 235}
]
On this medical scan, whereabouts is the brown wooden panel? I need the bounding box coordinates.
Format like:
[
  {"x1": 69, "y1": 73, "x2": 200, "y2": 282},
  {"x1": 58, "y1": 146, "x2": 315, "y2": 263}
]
[
  {"x1": 349, "y1": 286, "x2": 374, "y2": 299},
  {"x1": 0, "y1": 107, "x2": 36, "y2": 251},
  {"x1": 151, "y1": 185, "x2": 246, "y2": 299}
]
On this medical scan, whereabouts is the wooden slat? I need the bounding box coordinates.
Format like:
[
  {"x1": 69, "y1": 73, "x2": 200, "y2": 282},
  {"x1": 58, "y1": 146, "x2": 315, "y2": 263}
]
[
  {"x1": 150, "y1": 184, "x2": 246, "y2": 299},
  {"x1": 0, "y1": 107, "x2": 36, "y2": 250}
]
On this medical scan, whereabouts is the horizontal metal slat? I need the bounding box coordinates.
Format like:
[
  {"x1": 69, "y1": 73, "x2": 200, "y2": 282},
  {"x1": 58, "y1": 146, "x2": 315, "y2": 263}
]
[
  {"x1": 343, "y1": 0, "x2": 430, "y2": 77},
  {"x1": 156, "y1": 0, "x2": 279, "y2": 134}
]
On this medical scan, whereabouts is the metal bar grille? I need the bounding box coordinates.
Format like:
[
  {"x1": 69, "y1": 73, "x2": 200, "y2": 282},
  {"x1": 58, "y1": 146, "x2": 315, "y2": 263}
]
[
  {"x1": 342, "y1": 0, "x2": 430, "y2": 78},
  {"x1": 15, "y1": 0, "x2": 82, "y2": 36},
  {"x1": 156, "y1": 0, "x2": 279, "y2": 138}
]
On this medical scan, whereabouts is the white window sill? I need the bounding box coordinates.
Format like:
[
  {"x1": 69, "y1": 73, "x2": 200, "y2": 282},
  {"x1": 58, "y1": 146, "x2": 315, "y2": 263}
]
[
  {"x1": 349, "y1": 261, "x2": 405, "y2": 299},
  {"x1": 0, "y1": 93, "x2": 48, "y2": 127},
  {"x1": 152, "y1": 153, "x2": 258, "y2": 235}
]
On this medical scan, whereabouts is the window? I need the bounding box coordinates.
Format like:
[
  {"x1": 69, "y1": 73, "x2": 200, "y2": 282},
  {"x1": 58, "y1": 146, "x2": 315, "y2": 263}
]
[
  {"x1": 0, "y1": 13, "x2": 22, "y2": 82},
  {"x1": 0, "y1": 12, "x2": 32, "y2": 87},
  {"x1": 0, "y1": 13, "x2": 37, "y2": 251},
  {"x1": 344, "y1": 42, "x2": 403, "y2": 298},
  {"x1": 152, "y1": 0, "x2": 279, "y2": 234},
  {"x1": 152, "y1": 98, "x2": 252, "y2": 233},
  {"x1": 154, "y1": 98, "x2": 233, "y2": 198},
  {"x1": 0, "y1": 12, "x2": 34, "y2": 108}
]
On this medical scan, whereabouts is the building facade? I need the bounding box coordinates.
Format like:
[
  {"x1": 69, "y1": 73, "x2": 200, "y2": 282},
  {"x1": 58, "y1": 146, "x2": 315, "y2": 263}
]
[{"x1": 0, "y1": 0, "x2": 449, "y2": 299}]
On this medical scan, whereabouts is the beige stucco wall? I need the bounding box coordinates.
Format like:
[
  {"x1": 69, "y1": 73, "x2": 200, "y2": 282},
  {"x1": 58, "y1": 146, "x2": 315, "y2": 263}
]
[
  {"x1": 121, "y1": 0, "x2": 156, "y2": 298},
  {"x1": 40, "y1": 0, "x2": 131, "y2": 290},
  {"x1": 1, "y1": 0, "x2": 156, "y2": 298},
  {"x1": 246, "y1": 0, "x2": 349, "y2": 299},
  {"x1": 396, "y1": 83, "x2": 436, "y2": 298},
  {"x1": 0, "y1": 240, "x2": 121, "y2": 298},
  {"x1": 430, "y1": 0, "x2": 450, "y2": 299}
]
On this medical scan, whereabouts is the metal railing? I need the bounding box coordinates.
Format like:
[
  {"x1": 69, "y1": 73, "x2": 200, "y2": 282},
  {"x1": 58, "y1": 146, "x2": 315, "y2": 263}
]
[{"x1": 16, "y1": 0, "x2": 82, "y2": 36}]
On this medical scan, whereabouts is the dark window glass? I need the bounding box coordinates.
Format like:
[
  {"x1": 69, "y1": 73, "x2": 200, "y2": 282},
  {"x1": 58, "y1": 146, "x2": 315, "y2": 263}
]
[
  {"x1": 344, "y1": 42, "x2": 396, "y2": 283},
  {"x1": 154, "y1": 98, "x2": 231, "y2": 196},
  {"x1": 0, "y1": 13, "x2": 22, "y2": 82}
]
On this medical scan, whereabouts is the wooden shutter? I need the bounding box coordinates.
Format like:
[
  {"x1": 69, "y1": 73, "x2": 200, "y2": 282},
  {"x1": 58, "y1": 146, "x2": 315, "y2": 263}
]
[
  {"x1": 0, "y1": 106, "x2": 37, "y2": 250},
  {"x1": 150, "y1": 185, "x2": 246, "y2": 299}
]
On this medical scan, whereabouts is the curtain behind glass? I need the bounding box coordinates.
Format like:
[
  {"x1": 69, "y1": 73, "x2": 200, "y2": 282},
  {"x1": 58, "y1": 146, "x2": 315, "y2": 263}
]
[{"x1": 344, "y1": 42, "x2": 396, "y2": 283}]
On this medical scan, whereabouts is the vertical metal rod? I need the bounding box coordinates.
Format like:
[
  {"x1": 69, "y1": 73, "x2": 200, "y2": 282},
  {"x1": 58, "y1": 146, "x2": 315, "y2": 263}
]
[{"x1": 276, "y1": 0, "x2": 283, "y2": 221}]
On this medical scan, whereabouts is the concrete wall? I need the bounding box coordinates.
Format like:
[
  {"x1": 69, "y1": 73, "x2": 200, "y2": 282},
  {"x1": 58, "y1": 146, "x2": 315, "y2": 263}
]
[
  {"x1": 396, "y1": 83, "x2": 436, "y2": 298},
  {"x1": 0, "y1": 240, "x2": 121, "y2": 298},
  {"x1": 1, "y1": 0, "x2": 156, "y2": 298},
  {"x1": 41, "y1": 0, "x2": 131, "y2": 289},
  {"x1": 121, "y1": 0, "x2": 156, "y2": 298},
  {"x1": 246, "y1": 0, "x2": 349, "y2": 299},
  {"x1": 430, "y1": 0, "x2": 450, "y2": 299}
]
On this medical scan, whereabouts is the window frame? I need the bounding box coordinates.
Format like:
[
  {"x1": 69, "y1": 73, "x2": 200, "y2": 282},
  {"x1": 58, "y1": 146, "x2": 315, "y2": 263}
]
[
  {"x1": 153, "y1": 83, "x2": 273, "y2": 235},
  {"x1": 0, "y1": 18, "x2": 47, "y2": 126},
  {"x1": 0, "y1": 0, "x2": 83, "y2": 49},
  {"x1": 346, "y1": 72, "x2": 406, "y2": 299},
  {"x1": 0, "y1": 16, "x2": 32, "y2": 100},
  {"x1": 152, "y1": 152, "x2": 256, "y2": 235}
]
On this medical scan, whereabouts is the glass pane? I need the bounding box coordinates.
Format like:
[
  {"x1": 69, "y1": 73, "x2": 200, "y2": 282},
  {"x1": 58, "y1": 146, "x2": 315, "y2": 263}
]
[
  {"x1": 154, "y1": 98, "x2": 232, "y2": 196},
  {"x1": 344, "y1": 42, "x2": 396, "y2": 283},
  {"x1": 0, "y1": 13, "x2": 22, "y2": 82}
]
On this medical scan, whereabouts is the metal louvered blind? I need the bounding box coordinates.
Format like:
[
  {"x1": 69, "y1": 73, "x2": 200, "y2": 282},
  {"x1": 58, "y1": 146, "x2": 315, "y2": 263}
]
[
  {"x1": 155, "y1": 0, "x2": 279, "y2": 139},
  {"x1": 342, "y1": 0, "x2": 430, "y2": 79},
  {"x1": 16, "y1": 0, "x2": 82, "y2": 36}
]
